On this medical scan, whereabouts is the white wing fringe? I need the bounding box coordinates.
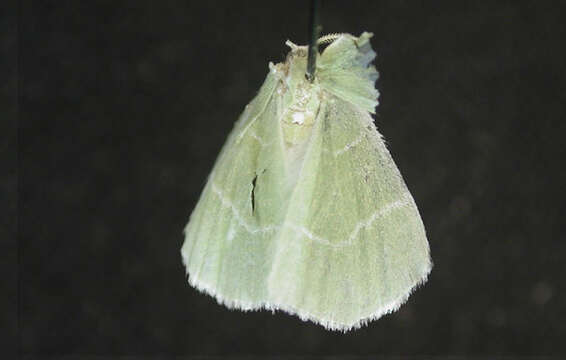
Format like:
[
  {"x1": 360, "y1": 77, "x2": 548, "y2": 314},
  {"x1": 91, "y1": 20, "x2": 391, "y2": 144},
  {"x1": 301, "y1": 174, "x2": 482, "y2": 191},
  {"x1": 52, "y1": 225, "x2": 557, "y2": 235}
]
[{"x1": 183, "y1": 249, "x2": 432, "y2": 332}]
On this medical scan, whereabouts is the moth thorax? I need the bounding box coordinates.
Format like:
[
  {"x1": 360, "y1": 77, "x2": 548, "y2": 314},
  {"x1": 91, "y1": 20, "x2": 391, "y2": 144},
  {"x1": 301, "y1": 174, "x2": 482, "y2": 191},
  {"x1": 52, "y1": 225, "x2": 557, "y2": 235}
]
[
  {"x1": 280, "y1": 103, "x2": 320, "y2": 184},
  {"x1": 281, "y1": 109, "x2": 315, "y2": 145},
  {"x1": 280, "y1": 84, "x2": 320, "y2": 146}
]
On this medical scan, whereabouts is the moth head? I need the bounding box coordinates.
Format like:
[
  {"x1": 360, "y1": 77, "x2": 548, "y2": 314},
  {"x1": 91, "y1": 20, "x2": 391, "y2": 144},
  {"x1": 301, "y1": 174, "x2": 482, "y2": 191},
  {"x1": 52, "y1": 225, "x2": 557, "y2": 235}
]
[
  {"x1": 271, "y1": 32, "x2": 379, "y2": 113},
  {"x1": 272, "y1": 40, "x2": 309, "y2": 91}
]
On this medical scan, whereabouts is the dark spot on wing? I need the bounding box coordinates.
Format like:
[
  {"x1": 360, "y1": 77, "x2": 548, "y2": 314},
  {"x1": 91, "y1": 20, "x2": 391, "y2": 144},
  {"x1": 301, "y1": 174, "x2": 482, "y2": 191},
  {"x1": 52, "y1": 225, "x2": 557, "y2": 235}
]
[{"x1": 251, "y1": 174, "x2": 258, "y2": 214}]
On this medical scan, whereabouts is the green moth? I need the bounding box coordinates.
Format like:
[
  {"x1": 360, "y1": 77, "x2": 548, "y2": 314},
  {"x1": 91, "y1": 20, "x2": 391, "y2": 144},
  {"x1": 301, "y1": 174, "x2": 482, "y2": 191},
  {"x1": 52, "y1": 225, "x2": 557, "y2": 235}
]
[{"x1": 181, "y1": 32, "x2": 431, "y2": 331}]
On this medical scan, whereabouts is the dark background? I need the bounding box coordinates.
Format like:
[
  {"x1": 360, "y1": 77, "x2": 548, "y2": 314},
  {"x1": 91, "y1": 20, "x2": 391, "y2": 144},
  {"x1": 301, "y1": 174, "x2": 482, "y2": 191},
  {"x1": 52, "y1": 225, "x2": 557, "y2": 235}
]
[{"x1": 16, "y1": 0, "x2": 566, "y2": 358}]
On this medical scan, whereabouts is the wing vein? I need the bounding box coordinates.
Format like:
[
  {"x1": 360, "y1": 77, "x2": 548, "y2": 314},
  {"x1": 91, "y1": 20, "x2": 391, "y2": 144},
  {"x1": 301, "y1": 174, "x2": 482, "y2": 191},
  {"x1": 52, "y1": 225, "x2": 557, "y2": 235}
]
[{"x1": 212, "y1": 181, "x2": 411, "y2": 249}]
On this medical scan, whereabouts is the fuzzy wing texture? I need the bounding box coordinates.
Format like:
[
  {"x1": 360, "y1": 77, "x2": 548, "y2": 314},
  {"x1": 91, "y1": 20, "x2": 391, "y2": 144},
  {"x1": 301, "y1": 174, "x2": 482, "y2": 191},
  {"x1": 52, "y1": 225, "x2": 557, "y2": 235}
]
[
  {"x1": 182, "y1": 32, "x2": 431, "y2": 332},
  {"x1": 181, "y1": 72, "x2": 289, "y2": 308},
  {"x1": 317, "y1": 32, "x2": 380, "y2": 114},
  {"x1": 267, "y1": 97, "x2": 431, "y2": 331},
  {"x1": 267, "y1": 32, "x2": 431, "y2": 331}
]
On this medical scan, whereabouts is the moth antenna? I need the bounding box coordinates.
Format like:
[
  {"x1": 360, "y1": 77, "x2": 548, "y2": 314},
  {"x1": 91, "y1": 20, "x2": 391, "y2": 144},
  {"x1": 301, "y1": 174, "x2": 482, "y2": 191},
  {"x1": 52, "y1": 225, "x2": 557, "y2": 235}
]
[
  {"x1": 306, "y1": 0, "x2": 321, "y2": 82},
  {"x1": 317, "y1": 33, "x2": 345, "y2": 45}
]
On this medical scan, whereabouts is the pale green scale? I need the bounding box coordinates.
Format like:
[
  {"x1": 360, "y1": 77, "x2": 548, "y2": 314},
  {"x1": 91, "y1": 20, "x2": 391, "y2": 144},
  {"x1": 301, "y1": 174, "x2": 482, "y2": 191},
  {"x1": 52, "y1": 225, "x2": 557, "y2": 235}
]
[{"x1": 181, "y1": 32, "x2": 432, "y2": 331}]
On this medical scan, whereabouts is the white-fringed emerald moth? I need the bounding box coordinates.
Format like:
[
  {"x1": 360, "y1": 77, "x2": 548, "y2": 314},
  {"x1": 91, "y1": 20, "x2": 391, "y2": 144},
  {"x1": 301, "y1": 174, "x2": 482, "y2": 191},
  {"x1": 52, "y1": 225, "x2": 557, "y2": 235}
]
[{"x1": 181, "y1": 32, "x2": 431, "y2": 331}]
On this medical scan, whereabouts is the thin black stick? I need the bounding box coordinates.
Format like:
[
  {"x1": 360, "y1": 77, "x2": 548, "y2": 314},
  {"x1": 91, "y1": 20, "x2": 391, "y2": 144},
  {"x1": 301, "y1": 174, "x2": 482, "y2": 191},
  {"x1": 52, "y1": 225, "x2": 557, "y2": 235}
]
[{"x1": 306, "y1": 0, "x2": 321, "y2": 82}]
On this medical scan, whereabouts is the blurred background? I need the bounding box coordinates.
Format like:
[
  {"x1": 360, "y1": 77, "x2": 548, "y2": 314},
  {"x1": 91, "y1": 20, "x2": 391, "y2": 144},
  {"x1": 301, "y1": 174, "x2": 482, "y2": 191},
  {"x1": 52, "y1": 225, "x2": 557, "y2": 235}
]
[{"x1": 16, "y1": 0, "x2": 566, "y2": 357}]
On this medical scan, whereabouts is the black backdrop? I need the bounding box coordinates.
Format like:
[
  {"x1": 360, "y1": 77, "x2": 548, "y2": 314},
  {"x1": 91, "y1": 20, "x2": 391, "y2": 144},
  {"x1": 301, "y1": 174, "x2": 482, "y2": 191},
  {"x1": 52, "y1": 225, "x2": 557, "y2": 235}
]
[{"x1": 17, "y1": 0, "x2": 566, "y2": 358}]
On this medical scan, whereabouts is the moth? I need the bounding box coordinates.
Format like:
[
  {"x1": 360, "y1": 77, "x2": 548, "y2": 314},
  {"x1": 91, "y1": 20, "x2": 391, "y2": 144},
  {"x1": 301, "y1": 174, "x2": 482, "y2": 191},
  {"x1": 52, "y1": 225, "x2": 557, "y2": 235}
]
[{"x1": 181, "y1": 32, "x2": 432, "y2": 331}]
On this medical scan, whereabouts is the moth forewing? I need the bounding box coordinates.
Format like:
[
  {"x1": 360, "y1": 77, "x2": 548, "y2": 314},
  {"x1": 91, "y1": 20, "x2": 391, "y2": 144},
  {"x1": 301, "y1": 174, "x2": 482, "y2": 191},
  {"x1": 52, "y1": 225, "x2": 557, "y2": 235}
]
[{"x1": 181, "y1": 32, "x2": 431, "y2": 332}]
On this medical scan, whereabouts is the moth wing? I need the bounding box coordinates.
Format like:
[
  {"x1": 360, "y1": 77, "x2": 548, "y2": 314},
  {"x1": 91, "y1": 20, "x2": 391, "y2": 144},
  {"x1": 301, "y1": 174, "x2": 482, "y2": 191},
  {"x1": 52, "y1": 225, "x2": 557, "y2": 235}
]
[
  {"x1": 267, "y1": 97, "x2": 432, "y2": 331},
  {"x1": 317, "y1": 32, "x2": 380, "y2": 114},
  {"x1": 181, "y1": 71, "x2": 288, "y2": 308}
]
